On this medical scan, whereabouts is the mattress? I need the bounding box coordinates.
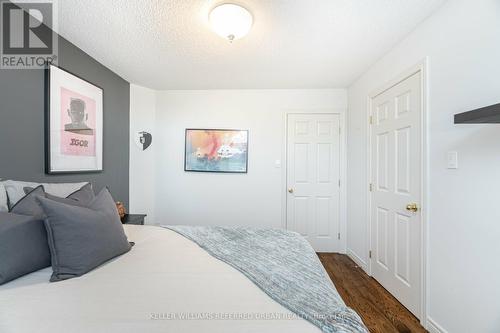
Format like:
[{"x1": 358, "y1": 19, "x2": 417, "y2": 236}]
[{"x1": 0, "y1": 225, "x2": 321, "y2": 333}]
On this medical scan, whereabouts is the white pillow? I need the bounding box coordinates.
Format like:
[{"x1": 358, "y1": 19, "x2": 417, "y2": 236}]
[
  {"x1": 2, "y1": 180, "x2": 89, "y2": 208},
  {"x1": 0, "y1": 183, "x2": 8, "y2": 212}
]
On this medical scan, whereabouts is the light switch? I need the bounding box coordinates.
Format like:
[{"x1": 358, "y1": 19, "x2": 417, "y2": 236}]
[
  {"x1": 447, "y1": 151, "x2": 458, "y2": 169},
  {"x1": 275, "y1": 159, "x2": 281, "y2": 168}
]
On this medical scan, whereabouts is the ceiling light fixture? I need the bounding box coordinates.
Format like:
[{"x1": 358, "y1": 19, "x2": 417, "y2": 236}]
[{"x1": 209, "y1": 4, "x2": 253, "y2": 42}]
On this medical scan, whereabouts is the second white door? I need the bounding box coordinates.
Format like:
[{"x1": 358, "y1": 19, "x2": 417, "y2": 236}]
[
  {"x1": 286, "y1": 113, "x2": 340, "y2": 252},
  {"x1": 370, "y1": 71, "x2": 422, "y2": 318}
]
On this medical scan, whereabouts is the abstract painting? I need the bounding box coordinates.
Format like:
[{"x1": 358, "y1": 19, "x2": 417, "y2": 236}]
[
  {"x1": 185, "y1": 129, "x2": 248, "y2": 173},
  {"x1": 46, "y1": 64, "x2": 103, "y2": 174}
]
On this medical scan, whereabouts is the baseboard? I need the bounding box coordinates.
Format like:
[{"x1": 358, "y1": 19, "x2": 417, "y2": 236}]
[
  {"x1": 427, "y1": 317, "x2": 448, "y2": 333},
  {"x1": 346, "y1": 248, "x2": 368, "y2": 272}
]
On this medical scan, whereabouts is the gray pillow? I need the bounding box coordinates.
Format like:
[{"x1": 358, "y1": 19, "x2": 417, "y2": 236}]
[
  {"x1": 23, "y1": 183, "x2": 95, "y2": 207},
  {"x1": 0, "y1": 212, "x2": 51, "y2": 285},
  {"x1": 11, "y1": 184, "x2": 93, "y2": 218},
  {"x1": 3, "y1": 180, "x2": 89, "y2": 208},
  {"x1": 10, "y1": 185, "x2": 46, "y2": 218},
  {"x1": 38, "y1": 188, "x2": 132, "y2": 282},
  {"x1": 0, "y1": 182, "x2": 8, "y2": 212}
]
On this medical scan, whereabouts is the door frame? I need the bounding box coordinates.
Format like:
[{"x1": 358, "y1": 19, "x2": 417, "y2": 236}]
[
  {"x1": 281, "y1": 109, "x2": 347, "y2": 253},
  {"x1": 366, "y1": 59, "x2": 429, "y2": 324}
]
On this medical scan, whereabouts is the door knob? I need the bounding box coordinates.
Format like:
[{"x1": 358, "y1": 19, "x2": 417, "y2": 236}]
[
  {"x1": 288, "y1": 188, "x2": 294, "y2": 193},
  {"x1": 406, "y1": 203, "x2": 418, "y2": 212}
]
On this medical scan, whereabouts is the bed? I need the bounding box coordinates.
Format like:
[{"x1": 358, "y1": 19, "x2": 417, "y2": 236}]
[
  {"x1": 0, "y1": 179, "x2": 367, "y2": 332},
  {"x1": 0, "y1": 225, "x2": 327, "y2": 333}
]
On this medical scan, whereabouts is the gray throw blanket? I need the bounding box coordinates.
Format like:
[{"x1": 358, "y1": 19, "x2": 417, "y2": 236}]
[{"x1": 162, "y1": 225, "x2": 368, "y2": 333}]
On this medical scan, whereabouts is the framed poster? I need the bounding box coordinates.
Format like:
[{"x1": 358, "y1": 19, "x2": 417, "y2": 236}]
[
  {"x1": 185, "y1": 129, "x2": 248, "y2": 173},
  {"x1": 45, "y1": 64, "x2": 103, "y2": 174}
]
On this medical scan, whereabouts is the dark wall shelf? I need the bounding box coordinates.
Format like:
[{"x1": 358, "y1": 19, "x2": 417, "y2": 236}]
[{"x1": 454, "y1": 102, "x2": 500, "y2": 124}]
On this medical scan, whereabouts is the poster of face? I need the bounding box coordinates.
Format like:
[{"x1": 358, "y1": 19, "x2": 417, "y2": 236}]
[
  {"x1": 46, "y1": 64, "x2": 103, "y2": 173},
  {"x1": 185, "y1": 129, "x2": 248, "y2": 173}
]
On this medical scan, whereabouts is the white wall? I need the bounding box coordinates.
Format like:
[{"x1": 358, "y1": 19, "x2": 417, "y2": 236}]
[
  {"x1": 154, "y1": 89, "x2": 346, "y2": 229},
  {"x1": 129, "y1": 84, "x2": 156, "y2": 224},
  {"x1": 347, "y1": 0, "x2": 500, "y2": 332}
]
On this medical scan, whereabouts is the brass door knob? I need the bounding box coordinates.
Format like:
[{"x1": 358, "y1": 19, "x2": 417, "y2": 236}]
[
  {"x1": 288, "y1": 188, "x2": 294, "y2": 193},
  {"x1": 406, "y1": 203, "x2": 418, "y2": 212}
]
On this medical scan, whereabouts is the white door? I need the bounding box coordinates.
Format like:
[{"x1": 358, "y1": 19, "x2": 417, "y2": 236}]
[
  {"x1": 370, "y1": 71, "x2": 422, "y2": 318},
  {"x1": 286, "y1": 113, "x2": 340, "y2": 252}
]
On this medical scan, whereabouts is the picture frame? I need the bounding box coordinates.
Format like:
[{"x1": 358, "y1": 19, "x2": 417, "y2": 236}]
[
  {"x1": 45, "y1": 63, "x2": 103, "y2": 174},
  {"x1": 184, "y1": 128, "x2": 248, "y2": 173}
]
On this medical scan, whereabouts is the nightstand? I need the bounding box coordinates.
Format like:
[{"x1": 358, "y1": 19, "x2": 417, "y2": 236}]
[{"x1": 122, "y1": 214, "x2": 147, "y2": 225}]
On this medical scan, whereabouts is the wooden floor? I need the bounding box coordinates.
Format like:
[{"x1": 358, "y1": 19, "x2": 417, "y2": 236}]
[{"x1": 318, "y1": 253, "x2": 426, "y2": 333}]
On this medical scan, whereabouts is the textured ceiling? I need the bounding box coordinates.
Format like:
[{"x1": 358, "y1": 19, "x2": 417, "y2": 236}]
[{"x1": 57, "y1": 0, "x2": 445, "y2": 89}]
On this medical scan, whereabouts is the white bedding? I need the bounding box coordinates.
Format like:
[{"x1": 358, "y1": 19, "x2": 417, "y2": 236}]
[{"x1": 0, "y1": 225, "x2": 321, "y2": 333}]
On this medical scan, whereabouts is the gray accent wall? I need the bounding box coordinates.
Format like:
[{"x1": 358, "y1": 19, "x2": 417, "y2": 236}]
[{"x1": 0, "y1": 36, "x2": 130, "y2": 205}]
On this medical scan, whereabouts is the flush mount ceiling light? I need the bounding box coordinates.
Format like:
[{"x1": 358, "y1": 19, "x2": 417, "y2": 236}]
[{"x1": 209, "y1": 4, "x2": 253, "y2": 42}]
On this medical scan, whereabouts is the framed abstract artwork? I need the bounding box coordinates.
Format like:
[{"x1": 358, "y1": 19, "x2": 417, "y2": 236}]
[
  {"x1": 185, "y1": 129, "x2": 248, "y2": 173},
  {"x1": 45, "y1": 64, "x2": 103, "y2": 174}
]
